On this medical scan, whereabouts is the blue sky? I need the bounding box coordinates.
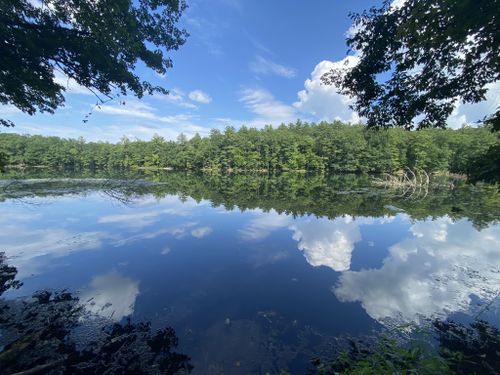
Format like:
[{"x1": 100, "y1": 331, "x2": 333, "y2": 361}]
[{"x1": 1, "y1": 0, "x2": 499, "y2": 142}]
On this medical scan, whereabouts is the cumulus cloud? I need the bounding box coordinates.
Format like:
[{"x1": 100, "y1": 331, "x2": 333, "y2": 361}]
[
  {"x1": 293, "y1": 56, "x2": 360, "y2": 123},
  {"x1": 81, "y1": 271, "x2": 140, "y2": 321},
  {"x1": 290, "y1": 216, "x2": 363, "y2": 272},
  {"x1": 233, "y1": 57, "x2": 359, "y2": 128},
  {"x1": 300, "y1": 56, "x2": 498, "y2": 129},
  {"x1": 334, "y1": 217, "x2": 500, "y2": 325},
  {"x1": 250, "y1": 55, "x2": 296, "y2": 78},
  {"x1": 188, "y1": 90, "x2": 212, "y2": 104}
]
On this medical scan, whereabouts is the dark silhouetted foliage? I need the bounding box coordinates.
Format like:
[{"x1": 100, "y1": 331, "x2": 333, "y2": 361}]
[
  {"x1": 0, "y1": 0, "x2": 188, "y2": 127},
  {"x1": 315, "y1": 320, "x2": 500, "y2": 375},
  {"x1": 322, "y1": 0, "x2": 500, "y2": 130},
  {"x1": 0, "y1": 253, "x2": 193, "y2": 375}
]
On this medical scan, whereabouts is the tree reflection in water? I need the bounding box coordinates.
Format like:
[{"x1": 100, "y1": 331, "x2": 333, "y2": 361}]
[{"x1": 1, "y1": 173, "x2": 499, "y2": 374}]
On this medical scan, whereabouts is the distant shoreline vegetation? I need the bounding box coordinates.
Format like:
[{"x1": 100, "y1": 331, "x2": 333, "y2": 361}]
[{"x1": 1, "y1": 121, "x2": 498, "y2": 182}]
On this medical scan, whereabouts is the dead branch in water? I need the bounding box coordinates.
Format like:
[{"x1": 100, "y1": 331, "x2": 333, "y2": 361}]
[{"x1": 373, "y1": 167, "x2": 430, "y2": 200}]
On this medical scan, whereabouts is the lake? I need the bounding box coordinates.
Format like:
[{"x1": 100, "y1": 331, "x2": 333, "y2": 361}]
[{"x1": 1, "y1": 173, "x2": 499, "y2": 374}]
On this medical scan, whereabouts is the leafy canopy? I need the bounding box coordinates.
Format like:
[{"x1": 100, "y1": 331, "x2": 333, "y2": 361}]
[
  {"x1": 0, "y1": 0, "x2": 188, "y2": 127},
  {"x1": 321, "y1": 0, "x2": 500, "y2": 130}
]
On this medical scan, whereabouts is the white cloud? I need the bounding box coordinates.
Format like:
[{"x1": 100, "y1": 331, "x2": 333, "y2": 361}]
[
  {"x1": 81, "y1": 271, "x2": 139, "y2": 321},
  {"x1": 96, "y1": 100, "x2": 195, "y2": 124},
  {"x1": 167, "y1": 222, "x2": 199, "y2": 239},
  {"x1": 290, "y1": 216, "x2": 363, "y2": 272},
  {"x1": 447, "y1": 81, "x2": 500, "y2": 128},
  {"x1": 2, "y1": 95, "x2": 210, "y2": 142},
  {"x1": 19, "y1": 99, "x2": 210, "y2": 142},
  {"x1": 188, "y1": 90, "x2": 212, "y2": 104},
  {"x1": 231, "y1": 58, "x2": 360, "y2": 128},
  {"x1": 293, "y1": 57, "x2": 360, "y2": 123},
  {"x1": 334, "y1": 217, "x2": 500, "y2": 325},
  {"x1": 239, "y1": 88, "x2": 296, "y2": 127},
  {"x1": 345, "y1": 20, "x2": 365, "y2": 41},
  {"x1": 191, "y1": 226, "x2": 213, "y2": 238},
  {"x1": 250, "y1": 55, "x2": 296, "y2": 79}
]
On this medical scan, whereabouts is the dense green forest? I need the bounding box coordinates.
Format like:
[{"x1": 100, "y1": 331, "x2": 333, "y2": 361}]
[{"x1": 1, "y1": 121, "x2": 498, "y2": 181}]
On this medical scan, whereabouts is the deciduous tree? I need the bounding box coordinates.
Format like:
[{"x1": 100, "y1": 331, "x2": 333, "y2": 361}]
[
  {"x1": 322, "y1": 0, "x2": 500, "y2": 130},
  {"x1": 0, "y1": 0, "x2": 187, "y2": 127}
]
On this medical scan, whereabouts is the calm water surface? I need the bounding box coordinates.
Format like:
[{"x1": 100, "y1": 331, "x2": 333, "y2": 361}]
[{"x1": 1, "y1": 174, "x2": 499, "y2": 373}]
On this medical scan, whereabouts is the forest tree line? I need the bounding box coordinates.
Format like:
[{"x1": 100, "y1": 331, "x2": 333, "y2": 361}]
[{"x1": 0, "y1": 121, "x2": 498, "y2": 181}]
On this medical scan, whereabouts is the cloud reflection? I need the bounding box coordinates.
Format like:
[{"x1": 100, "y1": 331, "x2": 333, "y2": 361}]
[
  {"x1": 290, "y1": 216, "x2": 363, "y2": 272},
  {"x1": 191, "y1": 226, "x2": 213, "y2": 238},
  {"x1": 239, "y1": 210, "x2": 369, "y2": 272},
  {"x1": 98, "y1": 195, "x2": 207, "y2": 229},
  {"x1": 239, "y1": 210, "x2": 291, "y2": 241},
  {"x1": 81, "y1": 271, "x2": 140, "y2": 321},
  {"x1": 334, "y1": 217, "x2": 500, "y2": 324},
  {"x1": 1, "y1": 225, "x2": 108, "y2": 278}
]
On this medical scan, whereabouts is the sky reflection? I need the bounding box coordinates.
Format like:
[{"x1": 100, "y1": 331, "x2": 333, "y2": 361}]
[
  {"x1": 334, "y1": 216, "x2": 500, "y2": 324},
  {"x1": 2, "y1": 191, "x2": 499, "y2": 331},
  {"x1": 290, "y1": 216, "x2": 364, "y2": 272},
  {"x1": 81, "y1": 270, "x2": 140, "y2": 321}
]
